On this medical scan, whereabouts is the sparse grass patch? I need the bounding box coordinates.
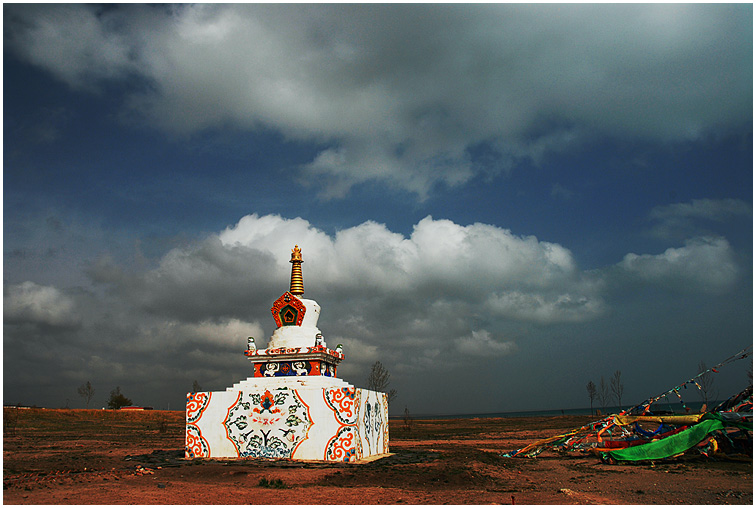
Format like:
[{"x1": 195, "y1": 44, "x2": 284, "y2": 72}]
[{"x1": 258, "y1": 477, "x2": 288, "y2": 489}]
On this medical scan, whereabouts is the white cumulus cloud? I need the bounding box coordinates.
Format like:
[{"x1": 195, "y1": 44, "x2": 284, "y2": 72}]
[
  {"x1": 213, "y1": 214, "x2": 588, "y2": 302},
  {"x1": 618, "y1": 236, "x2": 738, "y2": 292},
  {"x1": 455, "y1": 330, "x2": 517, "y2": 357},
  {"x1": 4, "y1": 281, "x2": 79, "y2": 327}
]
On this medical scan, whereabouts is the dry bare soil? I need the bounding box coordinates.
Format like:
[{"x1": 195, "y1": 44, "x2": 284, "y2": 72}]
[{"x1": 3, "y1": 408, "x2": 752, "y2": 505}]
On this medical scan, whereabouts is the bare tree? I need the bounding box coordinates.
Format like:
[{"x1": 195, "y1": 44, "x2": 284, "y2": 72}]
[
  {"x1": 403, "y1": 406, "x2": 413, "y2": 431},
  {"x1": 597, "y1": 376, "x2": 610, "y2": 414},
  {"x1": 77, "y1": 381, "x2": 95, "y2": 409},
  {"x1": 610, "y1": 370, "x2": 624, "y2": 410},
  {"x1": 586, "y1": 381, "x2": 597, "y2": 416},
  {"x1": 697, "y1": 361, "x2": 718, "y2": 409},
  {"x1": 366, "y1": 361, "x2": 397, "y2": 404}
]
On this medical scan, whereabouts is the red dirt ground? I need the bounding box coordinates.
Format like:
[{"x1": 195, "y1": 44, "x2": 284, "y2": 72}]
[{"x1": 3, "y1": 408, "x2": 752, "y2": 505}]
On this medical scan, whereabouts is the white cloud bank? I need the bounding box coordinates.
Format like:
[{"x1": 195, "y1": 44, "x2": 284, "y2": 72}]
[
  {"x1": 216, "y1": 214, "x2": 591, "y2": 313},
  {"x1": 60, "y1": 213, "x2": 741, "y2": 359},
  {"x1": 7, "y1": 213, "x2": 740, "y2": 352},
  {"x1": 3, "y1": 212, "x2": 746, "y2": 410},
  {"x1": 5, "y1": 4, "x2": 751, "y2": 198}
]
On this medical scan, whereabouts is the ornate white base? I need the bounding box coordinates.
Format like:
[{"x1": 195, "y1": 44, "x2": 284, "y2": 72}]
[{"x1": 185, "y1": 377, "x2": 389, "y2": 462}]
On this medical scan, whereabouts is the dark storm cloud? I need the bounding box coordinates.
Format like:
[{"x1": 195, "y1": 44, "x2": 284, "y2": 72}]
[
  {"x1": 4, "y1": 4, "x2": 751, "y2": 197},
  {"x1": 89, "y1": 238, "x2": 281, "y2": 322}
]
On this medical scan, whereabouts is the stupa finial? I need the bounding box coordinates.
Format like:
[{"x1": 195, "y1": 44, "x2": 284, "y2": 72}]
[{"x1": 289, "y1": 245, "x2": 304, "y2": 295}]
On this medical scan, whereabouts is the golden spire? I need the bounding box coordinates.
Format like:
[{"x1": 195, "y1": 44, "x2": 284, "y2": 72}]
[{"x1": 289, "y1": 245, "x2": 304, "y2": 296}]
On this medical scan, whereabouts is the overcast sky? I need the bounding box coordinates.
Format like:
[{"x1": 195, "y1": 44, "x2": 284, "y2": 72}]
[{"x1": 4, "y1": 4, "x2": 752, "y2": 414}]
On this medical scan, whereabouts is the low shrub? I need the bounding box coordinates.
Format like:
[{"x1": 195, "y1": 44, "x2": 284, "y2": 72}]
[{"x1": 258, "y1": 477, "x2": 287, "y2": 489}]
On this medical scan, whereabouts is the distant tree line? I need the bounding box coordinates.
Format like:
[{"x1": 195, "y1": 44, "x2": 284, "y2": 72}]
[
  {"x1": 586, "y1": 360, "x2": 723, "y2": 416},
  {"x1": 73, "y1": 379, "x2": 204, "y2": 410},
  {"x1": 586, "y1": 371, "x2": 623, "y2": 416},
  {"x1": 76, "y1": 381, "x2": 133, "y2": 409}
]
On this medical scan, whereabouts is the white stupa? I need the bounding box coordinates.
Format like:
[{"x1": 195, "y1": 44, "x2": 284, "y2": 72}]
[{"x1": 185, "y1": 246, "x2": 389, "y2": 461}]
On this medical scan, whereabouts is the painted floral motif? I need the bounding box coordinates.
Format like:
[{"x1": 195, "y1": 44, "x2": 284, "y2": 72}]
[
  {"x1": 185, "y1": 424, "x2": 210, "y2": 458},
  {"x1": 374, "y1": 403, "x2": 383, "y2": 435},
  {"x1": 362, "y1": 400, "x2": 384, "y2": 455},
  {"x1": 381, "y1": 392, "x2": 390, "y2": 453},
  {"x1": 325, "y1": 425, "x2": 358, "y2": 462},
  {"x1": 324, "y1": 387, "x2": 358, "y2": 424},
  {"x1": 323, "y1": 387, "x2": 362, "y2": 461},
  {"x1": 363, "y1": 402, "x2": 372, "y2": 448},
  {"x1": 186, "y1": 392, "x2": 211, "y2": 424},
  {"x1": 223, "y1": 389, "x2": 312, "y2": 459}
]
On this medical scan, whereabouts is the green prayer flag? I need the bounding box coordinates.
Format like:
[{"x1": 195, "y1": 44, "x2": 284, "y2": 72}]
[{"x1": 606, "y1": 414, "x2": 751, "y2": 462}]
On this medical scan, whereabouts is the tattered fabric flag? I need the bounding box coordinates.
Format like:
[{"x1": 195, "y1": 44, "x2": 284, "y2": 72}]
[{"x1": 603, "y1": 413, "x2": 752, "y2": 462}]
